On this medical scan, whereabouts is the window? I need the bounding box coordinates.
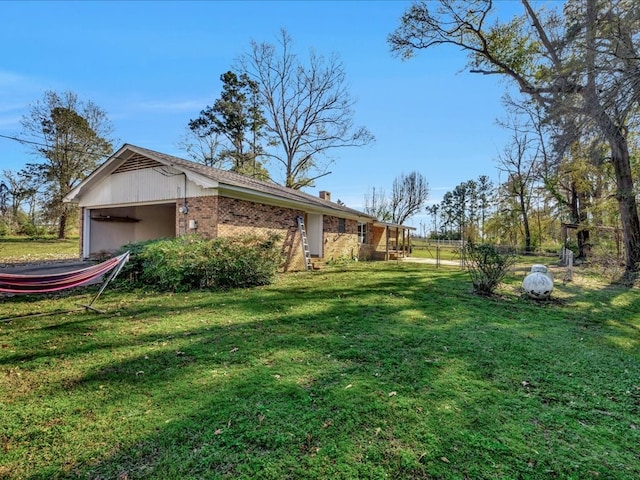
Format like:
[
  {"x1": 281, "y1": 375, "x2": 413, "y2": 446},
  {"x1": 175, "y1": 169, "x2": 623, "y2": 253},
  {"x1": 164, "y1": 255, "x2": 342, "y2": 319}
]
[
  {"x1": 338, "y1": 218, "x2": 346, "y2": 233},
  {"x1": 358, "y1": 222, "x2": 368, "y2": 244}
]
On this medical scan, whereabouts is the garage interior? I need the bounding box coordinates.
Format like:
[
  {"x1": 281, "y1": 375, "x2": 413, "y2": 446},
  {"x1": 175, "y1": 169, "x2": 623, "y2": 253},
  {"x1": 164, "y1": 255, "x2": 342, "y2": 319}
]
[{"x1": 88, "y1": 203, "x2": 176, "y2": 256}]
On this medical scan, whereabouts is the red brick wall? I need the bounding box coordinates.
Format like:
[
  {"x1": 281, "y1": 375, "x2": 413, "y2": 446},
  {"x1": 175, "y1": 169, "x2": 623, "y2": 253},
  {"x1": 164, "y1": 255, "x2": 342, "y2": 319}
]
[
  {"x1": 215, "y1": 196, "x2": 306, "y2": 271},
  {"x1": 323, "y1": 215, "x2": 360, "y2": 261},
  {"x1": 371, "y1": 224, "x2": 387, "y2": 251},
  {"x1": 358, "y1": 221, "x2": 376, "y2": 260},
  {"x1": 179, "y1": 195, "x2": 382, "y2": 270},
  {"x1": 180, "y1": 196, "x2": 218, "y2": 238}
]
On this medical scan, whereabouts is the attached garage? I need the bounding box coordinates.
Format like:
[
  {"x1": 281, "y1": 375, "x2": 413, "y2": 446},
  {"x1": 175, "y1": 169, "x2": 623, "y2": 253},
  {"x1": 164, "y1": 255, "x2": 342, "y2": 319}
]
[
  {"x1": 85, "y1": 203, "x2": 176, "y2": 256},
  {"x1": 66, "y1": 145, "x2": 220, "y2": 259},
  {"x1": 65, "y1": 144, "x2": 413, "y2": 271}
]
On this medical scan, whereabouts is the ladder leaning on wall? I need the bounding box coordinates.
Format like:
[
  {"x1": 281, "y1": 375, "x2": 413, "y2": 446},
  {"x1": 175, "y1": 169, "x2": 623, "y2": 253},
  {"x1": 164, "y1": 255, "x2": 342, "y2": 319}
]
[{"x1": 296, "y1": 216, "x2": 312, "y2": 270}]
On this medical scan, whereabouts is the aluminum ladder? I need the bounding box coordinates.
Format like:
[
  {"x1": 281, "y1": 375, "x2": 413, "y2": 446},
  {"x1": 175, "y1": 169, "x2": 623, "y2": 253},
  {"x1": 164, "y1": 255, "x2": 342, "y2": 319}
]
[{"x1": 296, "y1": 216, "x2": 312, "y2": 270}]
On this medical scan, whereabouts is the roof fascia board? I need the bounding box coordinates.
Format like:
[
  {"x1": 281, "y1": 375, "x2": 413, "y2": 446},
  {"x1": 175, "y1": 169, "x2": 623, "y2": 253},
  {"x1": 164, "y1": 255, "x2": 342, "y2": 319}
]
[
  {"x1": 373, "y1": 221, "x2": 417, "y2": 230},
  {"x1": 64, "y1": 143, "x2": 377, "y2": 223},
  {"x1": 219, "y1": 184, "x2": 374, "y2": 221},
  {"x1": 183, "y1": 170, "x2": 219, "y2": 189}
]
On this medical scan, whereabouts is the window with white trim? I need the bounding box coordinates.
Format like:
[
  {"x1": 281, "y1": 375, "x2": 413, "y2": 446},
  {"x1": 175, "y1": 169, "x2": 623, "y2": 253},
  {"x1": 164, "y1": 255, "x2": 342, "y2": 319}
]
[{"x1": 358, "y1": 222, "x2": 368, "y2": 244}]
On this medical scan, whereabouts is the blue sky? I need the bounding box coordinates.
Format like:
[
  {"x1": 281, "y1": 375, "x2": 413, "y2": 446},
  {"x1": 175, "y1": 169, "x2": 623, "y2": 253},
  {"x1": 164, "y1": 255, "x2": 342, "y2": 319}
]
[{"x1": 0, "y1": 0, "x2": 523, "y2": 229}]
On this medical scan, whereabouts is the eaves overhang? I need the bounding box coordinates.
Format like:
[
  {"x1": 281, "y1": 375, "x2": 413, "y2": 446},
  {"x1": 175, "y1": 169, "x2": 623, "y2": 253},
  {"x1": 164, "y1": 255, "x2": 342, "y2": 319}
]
[
  {"x1": 217, "y1": 183, "x2": 376, "y2": 222},
  {"x1": 373, "y1": 220, "x2": 417, "y2": 231}
]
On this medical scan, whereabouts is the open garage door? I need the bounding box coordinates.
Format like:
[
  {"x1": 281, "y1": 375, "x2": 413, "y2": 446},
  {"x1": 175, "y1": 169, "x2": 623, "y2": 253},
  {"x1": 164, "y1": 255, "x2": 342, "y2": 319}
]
[{"x1": 84, "y1": 203, "x2": 176, "y2": 257}]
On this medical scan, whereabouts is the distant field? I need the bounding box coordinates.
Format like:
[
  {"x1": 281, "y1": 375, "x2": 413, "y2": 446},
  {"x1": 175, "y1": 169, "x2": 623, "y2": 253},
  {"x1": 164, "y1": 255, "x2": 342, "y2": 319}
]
[
  {"x1": 410, "y1": 243, "x2": 560, "y2": 267},
  {"x1": 0, "y1": 236, "x2": 79, "y2": 263}
]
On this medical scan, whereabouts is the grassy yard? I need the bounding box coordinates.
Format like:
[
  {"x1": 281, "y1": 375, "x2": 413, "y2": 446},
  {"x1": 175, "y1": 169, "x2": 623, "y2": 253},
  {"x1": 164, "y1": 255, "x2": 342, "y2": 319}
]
[
  {"x1": 1, "y1": 255, "x2": 638, "y2": 479},
  {"x1": 410, "y1": 243, "x2": 559, "y2": 266},
  {"x1": 0, "y1": 236, "x2": 80, "y2": 263}
]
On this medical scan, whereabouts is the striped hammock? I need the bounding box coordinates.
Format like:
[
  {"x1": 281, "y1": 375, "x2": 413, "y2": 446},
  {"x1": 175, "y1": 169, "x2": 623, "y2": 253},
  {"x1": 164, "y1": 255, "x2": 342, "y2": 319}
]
[{"x1": 0, "y1": 252, "x2": 130, "y2": 294}]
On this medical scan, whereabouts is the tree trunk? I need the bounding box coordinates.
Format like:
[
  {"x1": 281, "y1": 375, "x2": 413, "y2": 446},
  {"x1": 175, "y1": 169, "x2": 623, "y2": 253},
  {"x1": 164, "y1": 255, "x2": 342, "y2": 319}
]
[
  {"x1": 610, "y1": 134, "x2": 640, "y2": 276},
  {"x1": 583, "y1": 0, "x2": 640, "y2": 277},
  {"x1": 519, "y1": 189, "x2": 532, "y2": 253},
  {"x1": 577, "y1": 191, "x2": 590, "y2": 260},
  {"x1": 569, "y1": 184, "x2": 590, "y2": 260},
  {"x1": 58, "y1": 211, "x2": 67, "y2": 239}
]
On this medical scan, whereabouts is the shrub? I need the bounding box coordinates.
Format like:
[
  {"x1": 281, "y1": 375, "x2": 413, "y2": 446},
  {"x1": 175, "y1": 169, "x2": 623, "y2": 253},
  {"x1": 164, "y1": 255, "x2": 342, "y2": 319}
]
[
  {"x1": 113, "y1": 238, "x2": 166, "y2": 284},
  {"x1": 18, "y1": 222, "x2": 48, "y2": 239},
  {"x1": 115, "y1": 233, "x2": 283, "y2": 292},
  {"x1": 464, "y1": 242, "x2": 516, "y2": 295}
]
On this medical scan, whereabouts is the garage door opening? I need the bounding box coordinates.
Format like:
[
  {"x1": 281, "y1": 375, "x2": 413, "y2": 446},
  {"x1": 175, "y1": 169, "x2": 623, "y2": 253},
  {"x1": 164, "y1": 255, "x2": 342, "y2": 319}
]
[{"x1": 86, "y1": 203, "x2": 176, "y2": 257}]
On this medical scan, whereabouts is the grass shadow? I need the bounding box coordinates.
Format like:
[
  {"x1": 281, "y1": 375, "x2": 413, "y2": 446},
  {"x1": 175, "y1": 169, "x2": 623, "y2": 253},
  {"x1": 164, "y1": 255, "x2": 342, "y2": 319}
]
[{"x1": 1, "y1": 263, "x2": 638, "y2": 479}]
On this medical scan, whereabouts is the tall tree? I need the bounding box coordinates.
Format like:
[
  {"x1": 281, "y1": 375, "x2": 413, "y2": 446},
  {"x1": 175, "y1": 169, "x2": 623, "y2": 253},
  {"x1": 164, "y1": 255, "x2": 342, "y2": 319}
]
[
  {"x1": 238, "y1": 29, "x2": 374, "y2": 189},
  {"x1": 390, "y1": 0, "x2": 640, "y2": 277},
  {"x1": 464, "y1": 179, "x2": 479, "y2": 241},
  {"x1": 0, "y1": 181, "x2": 7, "y2": 218},
  {"x1": 1, "y1": 169, "x2": 37, "y2": 228},
  {"x1": 21, "y1": 90, "x2": 113, "y2": 238},
  {"x1": 363, "y1": 187, "x2": 392, "y2": 222},
  {"x1": 546, "y1": 139, "x2": 614, "y2": 258},
  {"x1": 390, "y1": 171, "x2": 430, "y2": 224},
  {"x1": 477, "y1": 175, "x2": 494, "y2": 240},
  {"x1": 425, "y1": 204, "x2": 438, "y2": 237},
  {"x1": 188, "y1": 71, "x2": 269, "y2": 179},
  {"x1": 177, "y1": 127, "x2": 221, "y2": 168},
  {"x1": 497, "y1": 128, "x2": 540, "y2": 252}
]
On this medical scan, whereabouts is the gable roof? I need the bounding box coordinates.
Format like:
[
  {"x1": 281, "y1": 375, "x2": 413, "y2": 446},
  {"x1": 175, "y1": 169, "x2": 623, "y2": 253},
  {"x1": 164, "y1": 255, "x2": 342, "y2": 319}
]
[{"x1": 65, "y1": 143, "x2": 376, "y2": 221}]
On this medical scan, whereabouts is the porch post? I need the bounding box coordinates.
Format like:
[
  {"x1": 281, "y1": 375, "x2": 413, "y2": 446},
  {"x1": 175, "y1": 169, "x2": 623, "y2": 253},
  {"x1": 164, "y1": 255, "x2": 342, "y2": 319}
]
[{"x1": 385, "y1": 226, "x2": 390, "y2": 261}]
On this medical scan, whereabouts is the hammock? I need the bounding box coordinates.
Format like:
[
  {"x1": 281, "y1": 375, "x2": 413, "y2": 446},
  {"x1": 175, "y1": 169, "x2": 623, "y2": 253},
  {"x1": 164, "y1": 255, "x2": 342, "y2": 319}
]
[
  {"x1": 0, "y1": 252, "x2": 129, "y2": 294},
  {"x1": 0, "y1": 252, "x2": 130, "y2": 314}
]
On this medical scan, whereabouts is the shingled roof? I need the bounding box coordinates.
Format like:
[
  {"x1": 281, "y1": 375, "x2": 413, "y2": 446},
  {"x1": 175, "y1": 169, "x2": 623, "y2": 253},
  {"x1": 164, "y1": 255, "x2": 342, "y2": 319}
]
[{"x1": 68, "y1": 143, "x2": 375, "y2": 221}]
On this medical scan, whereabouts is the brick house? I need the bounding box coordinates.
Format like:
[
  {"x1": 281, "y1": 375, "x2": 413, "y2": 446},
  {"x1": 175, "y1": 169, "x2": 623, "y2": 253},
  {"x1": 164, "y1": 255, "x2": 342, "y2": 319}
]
[{"x1": 64, "y1": 144, "x2": 413, "y2": 271}]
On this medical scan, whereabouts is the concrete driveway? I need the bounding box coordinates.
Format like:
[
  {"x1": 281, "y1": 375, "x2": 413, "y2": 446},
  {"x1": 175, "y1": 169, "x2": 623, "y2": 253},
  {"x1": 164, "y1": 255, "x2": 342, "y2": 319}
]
[{"x1": 400, "y1": 256, "x2": 462, "y2": 267}]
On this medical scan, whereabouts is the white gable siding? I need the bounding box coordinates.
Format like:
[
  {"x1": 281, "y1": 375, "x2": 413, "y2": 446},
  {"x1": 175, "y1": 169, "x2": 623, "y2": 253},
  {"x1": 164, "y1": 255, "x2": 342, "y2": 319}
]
[{"x1": 78, "y1": 168, "x2": 215, "y2": 207}]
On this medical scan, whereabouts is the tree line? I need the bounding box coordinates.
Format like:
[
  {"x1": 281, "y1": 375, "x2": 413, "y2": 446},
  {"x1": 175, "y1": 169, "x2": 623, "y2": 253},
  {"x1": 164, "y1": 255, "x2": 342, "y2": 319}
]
[{"x1": 389, "y1": 0, "x2": 640, "y2": 278}]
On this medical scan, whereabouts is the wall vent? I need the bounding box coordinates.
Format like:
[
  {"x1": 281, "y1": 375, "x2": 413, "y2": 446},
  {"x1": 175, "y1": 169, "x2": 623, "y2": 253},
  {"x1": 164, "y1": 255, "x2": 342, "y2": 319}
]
[{"x1": 112, "y1": 153, "x2": 164, "y2": 174}]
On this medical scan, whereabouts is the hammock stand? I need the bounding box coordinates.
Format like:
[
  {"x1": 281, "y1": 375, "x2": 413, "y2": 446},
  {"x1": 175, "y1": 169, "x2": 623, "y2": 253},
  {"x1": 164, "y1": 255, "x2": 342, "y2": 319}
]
[{"x1": 0, "y1": 251, "x2": 130, "y2": 319}]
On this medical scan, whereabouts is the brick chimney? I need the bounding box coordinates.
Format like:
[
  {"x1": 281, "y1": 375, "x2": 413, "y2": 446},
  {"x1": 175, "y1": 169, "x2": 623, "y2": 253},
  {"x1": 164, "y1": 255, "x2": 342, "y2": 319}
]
[{"x1": 319, "y1": 191, "x2": 331, "y2": 202}]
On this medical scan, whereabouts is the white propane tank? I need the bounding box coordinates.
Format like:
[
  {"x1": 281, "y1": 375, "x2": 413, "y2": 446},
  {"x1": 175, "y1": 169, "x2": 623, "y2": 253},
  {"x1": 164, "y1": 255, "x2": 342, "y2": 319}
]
[{"x1": 522, "y1": 264, "x2": 554, "y2": 299}]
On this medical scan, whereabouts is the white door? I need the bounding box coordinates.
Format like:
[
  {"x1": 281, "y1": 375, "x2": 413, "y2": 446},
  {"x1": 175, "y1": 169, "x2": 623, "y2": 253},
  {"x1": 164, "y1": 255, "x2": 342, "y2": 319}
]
[{"x1": 306, "y1": 214, "x2": 323, "y2": 258}]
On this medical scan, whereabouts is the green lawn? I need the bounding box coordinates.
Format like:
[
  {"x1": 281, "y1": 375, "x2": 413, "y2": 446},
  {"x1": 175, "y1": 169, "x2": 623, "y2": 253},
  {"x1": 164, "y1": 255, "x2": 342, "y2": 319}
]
[
  {"x1": 0, "y1": 236, "x2": 80, "y2": 263},
  {"x1": 410, "y1": 243, "x2": 560, "y2": 266},
  {"x1": 1, "y1": 259, "x2": 638, "y2": 479}
]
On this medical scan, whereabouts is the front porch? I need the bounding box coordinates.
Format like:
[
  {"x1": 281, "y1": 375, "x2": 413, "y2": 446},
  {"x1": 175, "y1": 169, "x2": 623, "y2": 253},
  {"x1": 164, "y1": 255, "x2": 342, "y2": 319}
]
[{"x1": 370, "y1": 221, "x2": 415, "y2": 261}]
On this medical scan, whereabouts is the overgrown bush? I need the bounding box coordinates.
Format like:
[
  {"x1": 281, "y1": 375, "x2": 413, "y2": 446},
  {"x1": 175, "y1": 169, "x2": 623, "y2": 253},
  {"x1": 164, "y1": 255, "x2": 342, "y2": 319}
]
[
  {"x1": 464, "y1": 242, "x2": 516, "y2": 295},
  {"x1": 113, "y1": 238, "x2": 169, "y2": 285},
  {"x1": 115, "y1": 233, "x2": 283, "y2": 292}
]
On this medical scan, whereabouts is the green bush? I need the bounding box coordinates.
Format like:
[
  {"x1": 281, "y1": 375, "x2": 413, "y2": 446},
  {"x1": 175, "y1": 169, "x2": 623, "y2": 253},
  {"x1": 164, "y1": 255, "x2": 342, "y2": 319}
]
[
  {"x1": 116, "y1": 234, "x2": 283, "y2": 292},
  {"x1": 464, "y1": 242, "x2": 516, "y2": 295},
  {"x1": 113, "y1": 238, "x2": 172, "y2": 285},
  {"x1": 18, "y1": 222, "x2": 48, "y2": 239}
]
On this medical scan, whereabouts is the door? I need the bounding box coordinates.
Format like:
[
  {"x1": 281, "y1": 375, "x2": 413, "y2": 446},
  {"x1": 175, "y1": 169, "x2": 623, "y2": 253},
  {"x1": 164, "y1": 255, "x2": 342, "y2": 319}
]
[{"x1": 306, "y1": 214, "x2": 323, "y2": 258}]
